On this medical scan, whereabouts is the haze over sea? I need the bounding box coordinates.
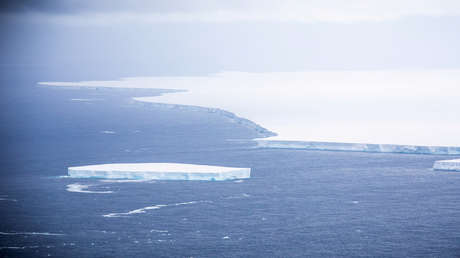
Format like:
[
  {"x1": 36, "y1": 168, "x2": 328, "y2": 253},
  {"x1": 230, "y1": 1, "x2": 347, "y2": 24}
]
[{"x1": 2, "y1": 1, "x2": 460, "y2": 257}]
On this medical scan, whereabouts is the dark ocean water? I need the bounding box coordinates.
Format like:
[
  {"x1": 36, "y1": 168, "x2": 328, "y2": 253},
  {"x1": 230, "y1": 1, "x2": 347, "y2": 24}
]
[{"x1": 1, "y1": 71, "x2": 460, "y2": 257}]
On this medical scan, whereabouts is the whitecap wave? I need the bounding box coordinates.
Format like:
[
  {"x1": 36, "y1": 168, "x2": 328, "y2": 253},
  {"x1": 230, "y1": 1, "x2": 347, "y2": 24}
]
[
  {"x1": 0, "y1": 196, "x2": 17, "y2": 202},
  {"x1": 103, "y1": 200, "x2": 212, "y2": 218},
  {"x1": 224, "y1": 193, "x2": 251, "y2": 199},
  {"x1": 66, "y1": 183, "x2": 113, "y2": 194},
  {"x1": 0, "y1": 232, "x2": 64, "y2": 236},
  {"x1": 150, "y1": 229, "x2": 168, "y2": 233},
  {"x1": 0, "y1": 246, "x2": 40, "y2": 250},
  {"x1": 100, "y1": 130, "x2": 116, "y2": 134}
]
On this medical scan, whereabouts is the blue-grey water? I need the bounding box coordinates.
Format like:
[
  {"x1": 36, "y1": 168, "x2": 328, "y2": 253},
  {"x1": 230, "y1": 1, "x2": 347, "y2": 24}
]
[{"x1": 1, "y1": 70, "x2": 460, "y2": 257}]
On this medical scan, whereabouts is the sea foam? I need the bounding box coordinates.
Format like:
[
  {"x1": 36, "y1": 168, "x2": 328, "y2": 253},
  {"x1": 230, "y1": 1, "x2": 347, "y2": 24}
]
[
  {"x1": 103, "y1": 200, "x2": 212, "y2": 218},
  {"x1": 66, "y1": 183, "x2": 113, "y2": 194}
]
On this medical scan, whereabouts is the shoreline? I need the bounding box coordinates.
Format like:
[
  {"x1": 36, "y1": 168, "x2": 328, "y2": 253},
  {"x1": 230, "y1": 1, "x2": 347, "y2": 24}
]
[
  {"x1": 38, "y1": 70, "x2": 460, "y2": 155},
  {"x1": 132, "y1": 98, "x2": 276, "y2": 139}
]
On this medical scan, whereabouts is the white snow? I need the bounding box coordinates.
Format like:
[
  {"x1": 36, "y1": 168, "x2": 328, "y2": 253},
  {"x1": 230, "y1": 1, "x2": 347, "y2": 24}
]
[
  {"x1": 433, "y1": 159, "x2": 460, "y2": 171},
  {"x1": 40, "y1": 70, "x2": 460, "y2": 151},
  {"x1": 68, "y1": 163, "x2": 251, "y2": 181}
]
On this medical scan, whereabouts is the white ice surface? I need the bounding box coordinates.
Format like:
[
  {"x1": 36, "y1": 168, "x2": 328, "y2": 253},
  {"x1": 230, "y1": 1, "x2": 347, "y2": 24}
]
[
  {"x1": 68, "y1": 163, "x2": 251, "y2": 180},
  {"x1": 255, "y1": 140, "x2": 460, "y2": 155},
  {"x1": 433, "y1": 159, "x2": 460, "y2": 171},
  {"x1": 40, "y1": 70, "x2": 460, "y2": 148}
]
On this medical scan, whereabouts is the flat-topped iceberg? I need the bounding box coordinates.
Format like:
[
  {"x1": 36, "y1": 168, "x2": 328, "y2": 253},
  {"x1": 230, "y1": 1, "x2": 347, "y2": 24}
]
[
  {"x1": 68, "y1": 163, "x2": 250, "y2": 181},
  {"x1": 433, "y1": 159, "x2": 460, "y2": 171}
]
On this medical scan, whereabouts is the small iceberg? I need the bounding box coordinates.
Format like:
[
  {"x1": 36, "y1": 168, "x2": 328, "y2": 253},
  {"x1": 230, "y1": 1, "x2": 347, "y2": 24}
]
[
  {"x1": 68, "y1": 163, "x2": 250, "y2": 181},
  {"x1": 433, "y1": 159, "x2": 460, "y2": 171}
]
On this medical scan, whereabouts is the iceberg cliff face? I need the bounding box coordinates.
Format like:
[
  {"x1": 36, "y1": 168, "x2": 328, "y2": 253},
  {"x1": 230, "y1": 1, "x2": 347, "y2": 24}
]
[
  {"x1": 433, "y1": 159, "x2": 460, "y2": 171},
  {"x1": 132, "y1": 100, "x2": 277, "y2": 138},
  {"x1": 255, "y1": 140, "x2": 460, "y2": 155},
  {"x1": 68, "y1": 163, "x2": 251, "y2": 181}
]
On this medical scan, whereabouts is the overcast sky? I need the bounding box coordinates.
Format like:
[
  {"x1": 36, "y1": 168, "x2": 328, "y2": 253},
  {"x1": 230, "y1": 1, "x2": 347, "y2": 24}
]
[{"x1": 2, "y1": 0, "x2": 460, "y2": 79}]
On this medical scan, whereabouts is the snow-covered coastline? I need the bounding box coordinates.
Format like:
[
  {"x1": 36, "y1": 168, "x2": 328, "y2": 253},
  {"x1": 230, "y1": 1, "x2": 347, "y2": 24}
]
[
  {"x1": 39, "y1": 70, "x2": 460, "y2": 154},
  {"x1": 132, "y1": 100, "x2": 276, "y2": 138}
]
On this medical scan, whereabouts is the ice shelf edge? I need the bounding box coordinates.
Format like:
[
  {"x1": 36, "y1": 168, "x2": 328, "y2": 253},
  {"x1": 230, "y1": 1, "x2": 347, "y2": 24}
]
[
  {"x1": 255, "y1": 140, "x2": 460, "y2": 155},
  {"x1": 132, "y1": 100, "x2": 277, "y2": 138}
]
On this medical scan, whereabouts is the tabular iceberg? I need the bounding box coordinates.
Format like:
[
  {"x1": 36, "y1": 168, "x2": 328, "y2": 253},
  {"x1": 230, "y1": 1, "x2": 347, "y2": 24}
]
[
  {"x1": 68, "y1": 163, "x2": 250, "y2": 181},
  {"x1": 433, "y1": 159, "x2": 460, "y2": 171}
]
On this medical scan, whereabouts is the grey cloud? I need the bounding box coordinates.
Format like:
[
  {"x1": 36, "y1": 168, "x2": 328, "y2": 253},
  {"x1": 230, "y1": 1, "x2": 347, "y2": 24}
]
[
  {"x1": 0, "y1": 0, "x2": 251, "y2": 15},
  {"x1": 3, "y1": 0, "x2": 460, "y2": 25},
  {"x1": 0, "y1": 0, "x2": 84, "y2": 14}
]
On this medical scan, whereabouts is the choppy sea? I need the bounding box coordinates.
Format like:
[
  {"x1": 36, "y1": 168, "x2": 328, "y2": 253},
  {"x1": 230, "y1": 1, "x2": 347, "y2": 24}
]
[{"x1": 1, "y1": 70, "x2": 460, "y2": 257}]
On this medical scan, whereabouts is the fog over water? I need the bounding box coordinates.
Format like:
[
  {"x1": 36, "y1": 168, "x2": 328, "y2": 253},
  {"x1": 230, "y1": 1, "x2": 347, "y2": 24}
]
[{"x1": 2, "y1": 1, "x2": 460, "y2": 257}]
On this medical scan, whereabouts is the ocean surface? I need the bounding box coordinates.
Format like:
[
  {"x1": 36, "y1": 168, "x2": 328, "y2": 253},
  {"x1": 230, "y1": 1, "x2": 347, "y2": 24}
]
[{"x1": 1, "y1": 70, "x2": 460, "y2": 257}]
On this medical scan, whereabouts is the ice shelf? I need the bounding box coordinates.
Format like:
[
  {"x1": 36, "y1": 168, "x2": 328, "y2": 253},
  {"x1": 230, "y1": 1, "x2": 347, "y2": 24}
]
[
  {"x1": 433, "y1": 159, "x2": 460, "y2": 171},
  {"x1": 40, "y1": 70, "x2": 460, "y2": 153},
  {"x1": 255, "y1": 140, "x2": 460, "y2": 155},
  {"x1": 68, "y1": 163, "x2": 251, "y2": 180}
]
